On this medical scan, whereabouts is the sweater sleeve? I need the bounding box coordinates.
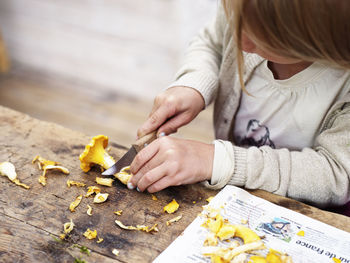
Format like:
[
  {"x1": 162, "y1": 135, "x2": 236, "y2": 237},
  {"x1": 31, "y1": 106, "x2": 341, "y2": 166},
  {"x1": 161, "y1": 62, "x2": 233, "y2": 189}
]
[
  {"x1": 169, "y1": 4, "x2": 227, "y2": 106},
  {"x1": 204, "y1": 102, "x2": 350, "y2": 207}
]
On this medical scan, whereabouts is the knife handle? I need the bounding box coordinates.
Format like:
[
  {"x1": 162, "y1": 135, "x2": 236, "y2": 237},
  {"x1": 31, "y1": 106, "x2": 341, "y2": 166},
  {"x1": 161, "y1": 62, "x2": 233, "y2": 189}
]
[{"x1": 132, "y1": 131, "x2": 158, "y2": 153}]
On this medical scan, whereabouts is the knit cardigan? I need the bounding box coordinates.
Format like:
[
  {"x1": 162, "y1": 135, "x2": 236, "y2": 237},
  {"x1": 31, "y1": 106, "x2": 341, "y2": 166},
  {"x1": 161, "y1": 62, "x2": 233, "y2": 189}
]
[{"x1": 170, "y1": 4, "x2": 350, "y2": 207}]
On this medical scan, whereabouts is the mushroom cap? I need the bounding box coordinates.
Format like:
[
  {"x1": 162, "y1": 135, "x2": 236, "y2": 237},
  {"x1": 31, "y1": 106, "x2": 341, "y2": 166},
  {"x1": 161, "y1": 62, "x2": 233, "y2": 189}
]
[{"x1": 79, "y1": 135, "x2": 113, "y2": 172}]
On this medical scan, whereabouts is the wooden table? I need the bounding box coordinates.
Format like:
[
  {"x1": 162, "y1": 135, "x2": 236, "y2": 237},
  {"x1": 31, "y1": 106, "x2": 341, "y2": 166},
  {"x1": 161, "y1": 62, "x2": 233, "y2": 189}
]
[{"x1": 1, "y1": 105, "x2": 349, "y2": 263}]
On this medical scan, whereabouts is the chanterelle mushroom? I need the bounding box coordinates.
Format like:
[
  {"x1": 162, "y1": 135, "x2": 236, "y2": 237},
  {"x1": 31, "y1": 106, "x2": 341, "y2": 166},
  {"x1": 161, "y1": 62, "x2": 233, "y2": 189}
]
[
  {"x1": 80, "y1": 135, "x2": 133, "y2": 185},
  {"x1": 79, "y1": 135, "x2": 115, "y2": 172}
]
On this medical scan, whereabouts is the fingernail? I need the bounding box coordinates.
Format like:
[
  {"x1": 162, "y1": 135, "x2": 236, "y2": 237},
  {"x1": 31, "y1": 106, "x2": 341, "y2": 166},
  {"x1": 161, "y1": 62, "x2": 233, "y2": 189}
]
[
  {"x1": 158, "y1": 132, "x2": 166, "y2": 137},
  {"x1": 127, "y1": 182, "x2": 135, "y2": 190},
  {"x1": 136, "y1": 187, "x2": 141, "y2": 192}
]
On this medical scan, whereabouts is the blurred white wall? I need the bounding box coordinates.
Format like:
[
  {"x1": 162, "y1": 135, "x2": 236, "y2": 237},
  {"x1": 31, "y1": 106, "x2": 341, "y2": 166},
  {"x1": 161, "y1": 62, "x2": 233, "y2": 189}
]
[{"x1": 0, "y1": 0, "x2": 218, "y2": 99}]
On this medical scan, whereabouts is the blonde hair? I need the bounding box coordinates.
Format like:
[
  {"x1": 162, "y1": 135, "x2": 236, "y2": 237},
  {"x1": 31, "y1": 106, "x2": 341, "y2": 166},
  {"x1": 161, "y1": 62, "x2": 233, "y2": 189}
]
[{"x1": 222, "y1": 0, "x2": 350, "y2": 89}]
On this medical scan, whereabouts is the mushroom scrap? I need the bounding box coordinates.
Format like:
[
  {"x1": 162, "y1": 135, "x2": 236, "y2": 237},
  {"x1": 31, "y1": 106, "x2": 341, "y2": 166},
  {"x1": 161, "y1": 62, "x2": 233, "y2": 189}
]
[
  {"x1": 0, "y1": 161, "x2": 30, "y2": 189},
  {"x1": 32, "y1": 155, "x2": 69, "y2": 186},
  {"x1": 201, "y1": 206, "x2": 293, "y2": 263}
]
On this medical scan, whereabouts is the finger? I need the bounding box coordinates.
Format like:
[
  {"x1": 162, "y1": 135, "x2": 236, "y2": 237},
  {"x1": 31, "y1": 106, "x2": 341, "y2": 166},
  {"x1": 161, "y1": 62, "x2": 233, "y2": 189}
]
[
  {"x1": 157, "y1": 112, "x2": 192, "y2": 135},
  {"x1": 129, "y1": 140, "x2": 159, "y2": 184},
  {"x1": 136, "y1": 163, "x2": 169, "y2": 192},
  {"x1": 129, "y1": 149, "x2": 163, "y2": 189},
  {"x1": 146, "y1": 172, "x2": 183, "y2": 193},
  {"x1": 137, "y1": 105, "x2": 175, "y2": 138}
]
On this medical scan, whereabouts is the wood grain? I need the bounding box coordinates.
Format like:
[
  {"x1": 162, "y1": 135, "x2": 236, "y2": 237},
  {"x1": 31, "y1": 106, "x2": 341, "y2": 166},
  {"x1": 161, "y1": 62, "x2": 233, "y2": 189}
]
[
  {"x1": 0, "y1": 214, "x2": 119, "y2": 263},
  {"x1": 0, "y1": 67, "x2": 214, "y2": 147},
  {"x1": 0, "y1": 105, "x2": 217, "y2": 262},
  {"x1": 0, "y1": 31, "x2": 9, "y2": 73}
]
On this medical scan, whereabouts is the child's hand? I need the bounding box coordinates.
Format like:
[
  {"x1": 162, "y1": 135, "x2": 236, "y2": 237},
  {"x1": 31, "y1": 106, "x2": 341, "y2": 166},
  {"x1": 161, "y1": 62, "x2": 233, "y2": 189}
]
[
  {"x1": 129, "y1": 136, "x2": 214, "y2": 193},
  {"x1": 137, "y1": 86, "x2": 205, "y2": 138}
]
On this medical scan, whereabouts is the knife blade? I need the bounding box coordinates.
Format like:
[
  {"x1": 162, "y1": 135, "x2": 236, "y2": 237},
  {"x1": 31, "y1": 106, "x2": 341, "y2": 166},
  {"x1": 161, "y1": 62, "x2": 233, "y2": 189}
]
[{"x1": 101, "y1": 131, "x2": 157, "y2": 176}]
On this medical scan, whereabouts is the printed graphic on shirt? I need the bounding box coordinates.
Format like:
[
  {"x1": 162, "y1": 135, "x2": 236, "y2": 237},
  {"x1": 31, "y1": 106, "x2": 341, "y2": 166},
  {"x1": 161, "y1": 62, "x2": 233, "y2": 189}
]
[{"x1": 237, "y1": 119, "x2": 275, "y2": 148}]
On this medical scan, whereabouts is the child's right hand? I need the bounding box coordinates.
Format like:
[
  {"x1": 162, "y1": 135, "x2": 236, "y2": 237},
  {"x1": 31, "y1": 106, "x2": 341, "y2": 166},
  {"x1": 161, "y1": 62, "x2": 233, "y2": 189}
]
[{"x1": 137, "y1": 86, "x2": 205, "y2": 138}]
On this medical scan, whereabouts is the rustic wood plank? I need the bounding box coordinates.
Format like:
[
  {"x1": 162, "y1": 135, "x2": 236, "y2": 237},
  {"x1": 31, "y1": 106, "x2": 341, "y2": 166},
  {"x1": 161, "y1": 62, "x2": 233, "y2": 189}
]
[
  {"x1": 0, "y1": 31, "x2": 9, "y2": 73},
  {"x1": 0, "y1": 68, "x2": 214, "y2": 147},
  {"x1": 0, "y1": 213, "x2": 120, "y2": 263},
  {"x1": 1, "y1": 105, "x2": 349, "y2": 262},
  {"x1": 0, "y1": 105, "x2": 217, "y2": 262}
]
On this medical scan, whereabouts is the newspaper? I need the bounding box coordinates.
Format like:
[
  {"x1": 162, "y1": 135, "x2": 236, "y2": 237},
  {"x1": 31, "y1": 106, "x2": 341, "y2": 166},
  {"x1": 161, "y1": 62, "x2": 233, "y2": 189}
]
[{"x1": 154, "y1": 185, "x2": 350, "y2": 263}]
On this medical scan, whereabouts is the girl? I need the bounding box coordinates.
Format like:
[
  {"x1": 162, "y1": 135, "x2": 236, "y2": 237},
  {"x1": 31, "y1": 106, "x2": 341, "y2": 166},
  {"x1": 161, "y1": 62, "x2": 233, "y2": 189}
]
[{"x1": 128, "y1": 0, "x2": 350, "y2": 209}]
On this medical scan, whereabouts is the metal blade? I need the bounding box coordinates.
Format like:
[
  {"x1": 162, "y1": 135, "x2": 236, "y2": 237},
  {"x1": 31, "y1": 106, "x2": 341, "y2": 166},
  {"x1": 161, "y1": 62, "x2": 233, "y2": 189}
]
[{"x1": 101, "y1": 146, "x2": 137, "y2": 175}]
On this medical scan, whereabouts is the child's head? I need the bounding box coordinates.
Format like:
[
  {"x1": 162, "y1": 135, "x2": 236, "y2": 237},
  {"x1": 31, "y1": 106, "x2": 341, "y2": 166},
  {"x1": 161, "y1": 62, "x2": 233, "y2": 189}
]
[{"x1": 222, "y1": 0, "x2": 350, "y2": 83}]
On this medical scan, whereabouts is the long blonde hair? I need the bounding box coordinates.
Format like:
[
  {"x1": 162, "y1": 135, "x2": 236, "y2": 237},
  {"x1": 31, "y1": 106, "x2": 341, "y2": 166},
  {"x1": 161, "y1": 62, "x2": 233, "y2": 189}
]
[{"x1": 222, "y1": 0, "x2": 350, "y2": 89}]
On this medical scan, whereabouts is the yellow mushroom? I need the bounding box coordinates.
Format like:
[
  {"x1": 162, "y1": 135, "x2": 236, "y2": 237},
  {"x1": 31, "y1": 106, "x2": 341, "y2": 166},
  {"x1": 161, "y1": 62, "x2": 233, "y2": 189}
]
[
  {"x1": 114, "y1": 210, "x2": 123, "y2": 216},
  {"x1": 0, "y1": 161, "x2": 30, "y2": 189},
  {"x1": 234, "y1": 225, "x2": 261, "y2": 244},
  {"x1": 69, "y1": 195, "x2": 83, "y2": 212},
  {"x1": 79, "y1": 135, "x2": 116, "y2": 172},
  {"x1": 166, "y1": 215, "x2": 182, "y2": 226},
  {"x1": 202, "y1": 214, "x2": 224, "y2": 234},
  {"x1": 93, "y1": 193, "x2": 109, "y2": 203},
  {"x1": 249, "y1": 256, "x2": 268, "y2": 263},
  {"x1": 216, "y1": 224, "x2": 236, "y2": 241},
  {"x1": 95, "y1": 177, "x2": 114, "y2": 187},
  {"x1": 206, "y1": 196, "x2": 214, "y2": 203},
  {"x1": 87, "y1": 205, "x2": 93, "y2": 216},
  {"x1": 115, "y1": 220, "x2": 158, "y2": 233},
  {"x1": 266, "y1": 249, "x2": 293, "y2": 263},
  {"x1": 114, "y1": 166, "x2": 132, "y2": 185},
  {"x1": 83, "y1": 229, "x2": 97, "y2": 240},
  {"x1": 204, "y1": 232, "x2": 218, "y2": 246},
  {"x1": 296, "y1": 230, "x2": 304, "y2": 236},
  {"x1": 67, "y1": 180, "x2": 86, "y2": 187},
  {"x1": 63, "y1": 219, "x2": 75, "y2": 234},
  {"x1": 85, "y1": 186, "x2": 101, "y2": 197},
  {"x1": 32, "y1": 155, "x2": 69, "y2": 186},
  {"x1": 163, "y1": 199, "x2": 179, "y2": 214}
]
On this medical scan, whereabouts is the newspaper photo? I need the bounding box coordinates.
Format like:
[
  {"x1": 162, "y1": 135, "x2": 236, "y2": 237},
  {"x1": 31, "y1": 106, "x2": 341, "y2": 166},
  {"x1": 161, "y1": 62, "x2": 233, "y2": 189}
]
[{"x1": 154, "y1": 185, "x2": 350, "y2": 263}]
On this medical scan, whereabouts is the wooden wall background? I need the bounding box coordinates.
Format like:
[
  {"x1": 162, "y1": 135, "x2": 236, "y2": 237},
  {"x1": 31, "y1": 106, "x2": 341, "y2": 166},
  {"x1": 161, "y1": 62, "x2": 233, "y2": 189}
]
[
  {"x1": 0, "y1": 0, "x2": 216, "y2": 146},
  {"x1": 0, "y1": 0, "x2": 217, "y2": 99}
]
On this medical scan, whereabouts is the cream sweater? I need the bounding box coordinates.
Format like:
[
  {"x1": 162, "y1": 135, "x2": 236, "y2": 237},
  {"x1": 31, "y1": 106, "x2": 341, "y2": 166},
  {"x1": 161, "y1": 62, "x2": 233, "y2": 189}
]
[{"x1": 170, "y1": 4, "x2": 350, "y2": 207}]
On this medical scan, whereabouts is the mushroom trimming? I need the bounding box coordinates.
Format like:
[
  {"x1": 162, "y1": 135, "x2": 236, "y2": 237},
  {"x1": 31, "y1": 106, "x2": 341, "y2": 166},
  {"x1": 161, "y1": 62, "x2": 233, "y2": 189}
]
[
  {"x1": 164, "y1": 199, "x2": 179, "y2": 214},
  {"x1": 93, "y1": 193, "x2": 109, "y2": 203},
  {"x1": 83, "y1": 229, "x2": 97, "y2": 240},
  {"x1": 200, "y1": 206, "x2": 293, "y2": 263},
  {"x1": 113, "y1": 166, "x2": 132, "y2": 185},
  {"x1": 69, "y1": 195, "x2": 83, "y2": 212},
  {"x1": 95, "y1": 177, "x2": 114, "y2": 187},
  {"x1": 85, "y1": 186, "x2": 101, "y2": 197},
  {"x1": 32, "y1": 155, "x2": 69, "y2": 186},
  {"x1": 166, "y1": 215, "x2": 182, "y2": 226},
  {"x1": 67, "y1": 180, "x2": 86, "y2": 187},
  {"x1": 115, "y1": 220, "x2": 158, "y2": 233},
  {"x1": 0, "y1": 161, "x2": 30, "y2": 189},
  {"x1": 60, "y1": 219, "x2": 75, "y2": 240}
]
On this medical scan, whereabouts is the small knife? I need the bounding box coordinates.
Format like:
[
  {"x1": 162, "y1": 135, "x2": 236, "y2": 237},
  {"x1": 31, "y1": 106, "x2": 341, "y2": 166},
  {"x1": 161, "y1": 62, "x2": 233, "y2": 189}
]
[{"x1": 101, "y1": 131, "x2": 158, "y2": 176}]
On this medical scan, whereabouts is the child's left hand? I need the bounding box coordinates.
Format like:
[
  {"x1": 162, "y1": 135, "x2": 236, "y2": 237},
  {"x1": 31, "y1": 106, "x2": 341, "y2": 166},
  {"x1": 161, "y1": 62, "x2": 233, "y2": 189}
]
[{"x1": 129, "y1": 136, "x2": 214, "y2": 193}]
